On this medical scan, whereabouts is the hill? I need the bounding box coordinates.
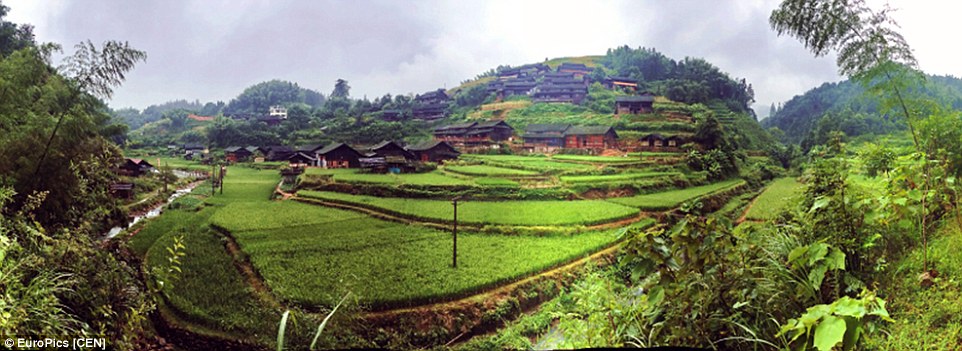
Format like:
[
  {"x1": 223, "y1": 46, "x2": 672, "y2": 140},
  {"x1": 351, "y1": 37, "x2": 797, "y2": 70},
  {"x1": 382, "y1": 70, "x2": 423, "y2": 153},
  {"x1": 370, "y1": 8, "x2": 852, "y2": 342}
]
[
  {"x1": 121, "y1": 46, "x2": 772, "y2": 151},
  {"x1": 763, "y1": 74, "x2": 962, "y2": 146}
]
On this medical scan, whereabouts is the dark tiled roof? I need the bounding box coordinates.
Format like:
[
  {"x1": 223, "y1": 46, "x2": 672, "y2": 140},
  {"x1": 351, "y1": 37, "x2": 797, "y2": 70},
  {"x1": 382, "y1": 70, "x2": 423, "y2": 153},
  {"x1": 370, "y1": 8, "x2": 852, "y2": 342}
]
[
  {"x1": 566, "y1": 125, "x2": 616, "y2": 136},
  {"x1": 316, "y1": 142, "x2": 359, "y2": 155},
  {"x1": 407, "y1": 140, "x2": 445, "y2": 151},
  {"x1": 224, "y1": 146, "x2": 243, "y2": 152},
  {"x1": 616, "y1": 95, "x2": 655, "y2": 103},
  {"x1": 525, "y1": 124, "x2": 572, "y2": 133}
]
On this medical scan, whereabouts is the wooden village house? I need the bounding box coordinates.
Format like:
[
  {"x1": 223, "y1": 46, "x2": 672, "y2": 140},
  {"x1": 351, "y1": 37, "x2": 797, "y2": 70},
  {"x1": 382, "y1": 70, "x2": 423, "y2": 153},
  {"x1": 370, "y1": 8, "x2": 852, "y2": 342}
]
[
  {"x1": 315, "y1": 142, "x2": 362, "y2": 168},
  {"x1": 615, "y1": 94, "x2": 655, "y2": 115},
  {"x1": 524, "y1": 124, "x2": 620, "y2": 151},
  {"x1": 638, "y1": 133, "x2": 689, "y2": 151},
  {"x1": 603, "y1": 76, "x2": 639, "y2": 92},
  {"x1": 557, "y1": 62, "x2": 592, "y2": 78},
  {"x1": 432, "y1": 121, "x2": 514, "y2": 149},
  {"x1": 118, "y1": 158, "x2": 155, "y2": 177},
  {"x1": 407, "y1": 140, "x2": 461, "y2": 163},
  {"x1": 225, "y1": 146, "x2": 254, "y2": 162},
  {"x1": 412, "y1": 89, "x2": 450, "y2": 120},
  {"x1": 564, "y1": 126, "x2": 619, "y2": 149}
]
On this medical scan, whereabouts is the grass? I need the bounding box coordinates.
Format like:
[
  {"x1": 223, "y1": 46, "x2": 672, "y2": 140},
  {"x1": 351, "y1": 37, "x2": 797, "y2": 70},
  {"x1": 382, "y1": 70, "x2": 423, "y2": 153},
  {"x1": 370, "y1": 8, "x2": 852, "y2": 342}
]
[
  {"x1": 203, "y1": 167, "x2": 279, "y2": 205},
  {"x1": 744, "y1": 177, "x2": 802, "y2": 220},
  {"x1": 445, "y1": 165, "x2": 540, "y2": 177},
  {"x1": 210, "y1": 201, "x2": 366, "y2": 232},
  {"x1": 559, "y1": 172, "x2": 681, "y2": 184},
  {"x1": 304, "y1": 168, "x2": 473, "y2": 186},
  {"x1": 868, "y1": 218, "x2": 962, "y2": 349},
  {"x1": 297, "y1": 191, "x2": 639, "y2": 227},
  {"x1": 130, "y1": 204, "x2": 213, "y2": 256},
  {"x1": 607, "y1": 179, "x2": 745, "y2": 210},
  {"x1": 228, "y1": 201, "x2": 648, "y2": 308}
]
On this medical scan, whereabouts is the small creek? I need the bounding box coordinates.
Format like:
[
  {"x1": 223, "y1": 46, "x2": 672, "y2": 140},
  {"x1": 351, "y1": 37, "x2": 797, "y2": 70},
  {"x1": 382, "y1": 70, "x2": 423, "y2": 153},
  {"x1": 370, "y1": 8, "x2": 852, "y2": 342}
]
[{"x1": 102, "y1": 173, "x2": 202, "y2": 240}]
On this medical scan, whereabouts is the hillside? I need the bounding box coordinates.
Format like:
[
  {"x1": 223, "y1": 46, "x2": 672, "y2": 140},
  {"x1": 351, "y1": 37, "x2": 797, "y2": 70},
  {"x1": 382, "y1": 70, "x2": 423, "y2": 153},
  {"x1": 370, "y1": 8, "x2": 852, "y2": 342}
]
[
  {"x1": 121, "y1": 46, "x2": 772, "y2": 150},
  {"x1": 763, "y1": 74, "x2": 962, "y2": 145}
]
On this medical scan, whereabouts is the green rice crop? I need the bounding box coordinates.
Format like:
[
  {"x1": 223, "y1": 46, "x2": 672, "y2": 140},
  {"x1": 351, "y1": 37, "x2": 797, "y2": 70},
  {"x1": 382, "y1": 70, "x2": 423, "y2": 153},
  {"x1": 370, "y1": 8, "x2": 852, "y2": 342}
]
[
  {"x1": 473, "y1": 177, "x2": 520, "y2": 187},
  {"x1": 146, "y1": 224, "x2": 279, "y2": 343},
  {"x1": 297, "y1": 191, "x2": 638, "y2": 226},
  {"x1": 445, "y1": 165, "x2": 540, "y2": 177},
  {"x1": 608, "y1": 179, "x2": 745, "y2": 210},
  {"x1": 210, "y1": 201, "x2": 366, "y2": 232},
  {"x1": 304, "y1": 168, "x2": 473, "y2": 186},
  {"x1": 559, "y1": 172, "x2": 681, "y2": 184},
  {"x1": 744, "y1": 177, "x2": 802, "y2": 220},
  {"x1": 551, "y1": 155, "x2": 642, "y2": 164},
  {"x1": 229, "y1": 204, "x2": 651, "y2": 309},
  {"x1": 462, "y1": 154, "x2": 594, "y2": 172}
]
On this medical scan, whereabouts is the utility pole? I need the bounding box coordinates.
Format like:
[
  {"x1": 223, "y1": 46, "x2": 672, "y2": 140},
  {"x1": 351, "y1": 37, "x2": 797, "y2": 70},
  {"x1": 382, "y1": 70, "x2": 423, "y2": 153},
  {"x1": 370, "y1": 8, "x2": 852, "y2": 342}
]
[
  {"x1": 220, "y1": 165, "x2": 225, "y2": 194},
  {"x1": 163, "y1": 162, "x2": 169, "y2": 192},
  {"x1": 452, "y1": 197, "x2": 460, "y2": 268}
]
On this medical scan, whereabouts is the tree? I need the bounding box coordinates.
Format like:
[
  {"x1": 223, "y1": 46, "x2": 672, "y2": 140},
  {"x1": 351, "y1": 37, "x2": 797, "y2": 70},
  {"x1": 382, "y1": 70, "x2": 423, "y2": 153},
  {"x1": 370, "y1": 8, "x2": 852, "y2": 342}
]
[
  {"x1": 0, "y1": 2, "x2": 34, "y2": 56},
  {"x1": 331, "y1": 78, "x2": 350, "y2": 99}
]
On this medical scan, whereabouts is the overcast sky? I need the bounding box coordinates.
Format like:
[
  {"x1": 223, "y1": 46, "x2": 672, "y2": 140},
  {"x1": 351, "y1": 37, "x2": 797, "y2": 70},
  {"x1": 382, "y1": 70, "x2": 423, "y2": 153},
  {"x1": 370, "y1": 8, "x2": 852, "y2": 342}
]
[{"x1": 5, "y1": 0, "x2": 958, "y2": 118}]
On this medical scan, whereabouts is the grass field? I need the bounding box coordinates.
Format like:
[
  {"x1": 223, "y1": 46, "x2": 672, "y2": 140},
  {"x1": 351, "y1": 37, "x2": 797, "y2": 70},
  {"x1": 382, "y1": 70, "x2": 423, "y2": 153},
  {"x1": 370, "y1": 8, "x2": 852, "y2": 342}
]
[
  {"x1": 743, "y1": 177, "x2": 802, "y2": 220},
  {"x1": 445, "y1": 165, "x2": 540, "y2": 177},
  {"x1": 297, "y1": 191, "x2": 639, "y2": 227},
  {"x1": 608, "y1": 178, "x2": 745, "y2": 210},
  {"x1": 304, "y1": 168, "x2": 474, "y2": 186},
  {"x1": 559, "y1": 172, "x2": 681, "y2": 184}
]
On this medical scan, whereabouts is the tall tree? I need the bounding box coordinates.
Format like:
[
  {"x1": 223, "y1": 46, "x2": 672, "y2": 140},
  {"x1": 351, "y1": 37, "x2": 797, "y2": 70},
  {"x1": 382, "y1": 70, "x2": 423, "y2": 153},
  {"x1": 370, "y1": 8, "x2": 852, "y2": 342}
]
[{"x1": 331, "y1": 78, "x2": 350, "y2": 99}]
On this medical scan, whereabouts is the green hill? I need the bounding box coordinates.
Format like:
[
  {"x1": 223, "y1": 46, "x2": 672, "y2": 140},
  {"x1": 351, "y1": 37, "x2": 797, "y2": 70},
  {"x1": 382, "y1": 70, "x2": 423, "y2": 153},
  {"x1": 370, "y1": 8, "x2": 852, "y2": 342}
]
[{"x1": 762, "y1": 74, "x2": 962, "y2": 146}]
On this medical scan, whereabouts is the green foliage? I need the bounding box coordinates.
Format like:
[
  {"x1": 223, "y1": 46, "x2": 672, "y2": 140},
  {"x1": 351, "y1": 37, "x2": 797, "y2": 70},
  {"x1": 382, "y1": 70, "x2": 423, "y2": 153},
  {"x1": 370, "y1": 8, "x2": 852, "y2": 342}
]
[
  {"x1": 857, "y1": 142, "x2": 895, "y2": 177},
  {"x1": 777, "y1": 291, "x2": 893, "y2": 351},
  {"x1": 223, "y1": 79, "x2": 325, "y2": 115}
]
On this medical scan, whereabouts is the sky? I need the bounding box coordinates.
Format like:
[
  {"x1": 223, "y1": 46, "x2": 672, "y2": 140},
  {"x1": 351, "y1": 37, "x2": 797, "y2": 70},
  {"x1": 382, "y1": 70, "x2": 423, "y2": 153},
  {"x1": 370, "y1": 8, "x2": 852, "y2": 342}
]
[{"x1": 5, "y1": 0, "x2": 959, "y2": 119}]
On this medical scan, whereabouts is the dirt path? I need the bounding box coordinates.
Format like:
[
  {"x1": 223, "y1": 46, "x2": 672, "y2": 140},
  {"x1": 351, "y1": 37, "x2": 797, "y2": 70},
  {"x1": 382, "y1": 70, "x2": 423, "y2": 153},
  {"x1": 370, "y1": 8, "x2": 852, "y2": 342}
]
[{"x1": 215, "y1": 227, "x2": 283, "y2": 309}]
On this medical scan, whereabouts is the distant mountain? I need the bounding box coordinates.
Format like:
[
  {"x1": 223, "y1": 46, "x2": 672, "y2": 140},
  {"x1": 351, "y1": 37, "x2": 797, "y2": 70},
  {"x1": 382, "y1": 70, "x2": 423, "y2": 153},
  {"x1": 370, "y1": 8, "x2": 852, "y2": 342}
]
[{"x1": 763, "y1": 74, "x2": 962, "y2": 145}]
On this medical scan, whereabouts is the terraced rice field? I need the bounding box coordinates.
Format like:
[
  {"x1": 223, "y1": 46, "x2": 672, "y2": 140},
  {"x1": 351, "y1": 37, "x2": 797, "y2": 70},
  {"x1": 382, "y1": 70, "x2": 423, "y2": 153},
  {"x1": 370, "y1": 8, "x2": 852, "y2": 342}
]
[
  {"x1": 608, "y1": 178, "x2": 745, "y2": 210},
  {"x1": 463, "y1": 154, "x2": 594, "y2": 172},
  {"x1": 219, "y1": 202, "x2": 649, "y2": 308},
  {"x1": 559, "y1": 171, "x2": 682, "y2": 184},
  {"x1": 743, "y1": 177, "x2": 803, "y2": 220},
  {"x1": 445, "y1": 165, "x2": 541, "y2": 177},
  {"x1": 297, "y1": 191, "x2": 639, "y2": 226},
  {"x1": 304, "y1": 168, "x2": 473, "y2": 185}
]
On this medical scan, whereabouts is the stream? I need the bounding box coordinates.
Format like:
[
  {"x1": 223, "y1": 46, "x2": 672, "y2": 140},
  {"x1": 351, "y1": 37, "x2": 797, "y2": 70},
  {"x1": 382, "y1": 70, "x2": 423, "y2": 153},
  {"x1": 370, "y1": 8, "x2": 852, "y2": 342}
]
[{"x1": 102, "y1": 177, "x2": 202, "y2": 240}]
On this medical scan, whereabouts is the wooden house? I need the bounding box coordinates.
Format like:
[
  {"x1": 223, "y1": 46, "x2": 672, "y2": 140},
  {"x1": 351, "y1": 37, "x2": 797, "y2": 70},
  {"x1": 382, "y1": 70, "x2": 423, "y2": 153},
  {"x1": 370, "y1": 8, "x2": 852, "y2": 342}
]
[
  {"x1": 639, "y1": 134, "x2": 666, "y2": 148},
  {"x1": 379, "y1": 109, "x2": 403, "y2": 121},
  {"x1": 564, "y1": 126, "x2": 619, "y2": 149},
  {"x1": 408, "y1": 140, "x2": 461, "y2": 163},
  {"x1": 603, "y1": 76, "x2": 639, "y2": 91},
  {"x1": 109, "y1": 183, "x2": 135, "y2": 199},
  {"x1": 315, "y1": 142, "x2": 362, "y2": 168},
  {"x1": 370, "y1": 141, "x2": 416, "y2": 160},
  {"x1": 263, "y1": 145, "x2": 294, "y2": 161},
  {"x1": 665, "y1": 135, "x2": 687, "y2": 148},
  {"x1": 119, "y1": 158, "x2": 154, "y2": 177},
  {"x1": 523, "y1": 124, "x2": 571, "y2": 149},
  {"x1": 225, "y1": 146, "x2": 253, "y2": 162},
  {"x1": 557, "y1": 62, "x2": 592, "y2": 77},
  {"x1": 183, "y1": 143, "x2": 205, "y2": 158},
  {"x1": 412, "y1": 89, "x2": 450, "y2": 120},
  {"x1": 432, "y1": 121, "x2": 514, "y2": 148},
  {"x1": 531, "y1": 83, "x2": 588, "y2": 104},
  {"x1": 287, "y1": 151, "x2": 317, "y2": 166},
  {"x1": 615, "y1": 94, "x2": 655, "y2": 115}
]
